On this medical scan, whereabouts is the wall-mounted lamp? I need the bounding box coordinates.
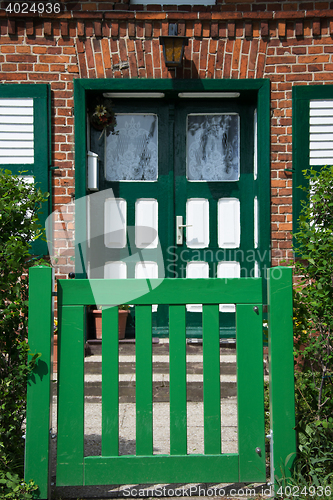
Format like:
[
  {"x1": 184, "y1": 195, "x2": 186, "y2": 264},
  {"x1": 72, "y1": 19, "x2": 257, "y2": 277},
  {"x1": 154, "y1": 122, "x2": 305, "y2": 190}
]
[{"x1": 159, "y1": 24, "x2": 188, "y2": 67}]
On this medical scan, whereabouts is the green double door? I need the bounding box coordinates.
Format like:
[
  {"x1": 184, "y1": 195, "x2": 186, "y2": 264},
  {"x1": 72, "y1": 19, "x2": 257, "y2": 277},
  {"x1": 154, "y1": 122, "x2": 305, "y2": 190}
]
[{"x1": 88, "y1": 95, "x2": 258, "y2": 337}]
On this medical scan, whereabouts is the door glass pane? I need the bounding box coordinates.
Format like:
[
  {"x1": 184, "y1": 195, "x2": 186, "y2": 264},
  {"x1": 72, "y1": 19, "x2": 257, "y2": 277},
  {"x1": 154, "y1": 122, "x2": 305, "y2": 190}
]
[
  {"x1": 187, "y1": 114, "x2": 240, "y2": 181},
  {"x1": 105, "y1": 114, "x2": 158, "y2": 181}
]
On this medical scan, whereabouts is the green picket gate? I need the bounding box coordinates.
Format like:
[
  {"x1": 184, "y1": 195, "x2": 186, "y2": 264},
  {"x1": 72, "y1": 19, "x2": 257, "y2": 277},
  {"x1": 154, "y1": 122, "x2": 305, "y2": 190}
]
[{"x1": 25, "y1": 266, "x2": 296, "y2": 500}]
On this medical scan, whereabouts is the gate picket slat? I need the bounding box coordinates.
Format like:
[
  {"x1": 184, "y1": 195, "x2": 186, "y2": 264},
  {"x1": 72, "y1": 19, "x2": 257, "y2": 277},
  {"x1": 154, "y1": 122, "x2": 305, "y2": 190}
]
[
  {"x1": 236, "y1": 303, "x2": 266, "y2": 482},
  {"x1": 57, "y1": 305, "x2": 85, "y2": 486},
  {"x1": 202, "y1": 304, "x2": 221, "y2": 455},
  {"x1": 135, "y1": 305, "x2": 153, "y2": 456},
  {"x1": 169, "y1": 305, "x2": 187, "y2": 455},
  {"x1": 102, "y1": 306, "x2": 119, "y2": 456}
]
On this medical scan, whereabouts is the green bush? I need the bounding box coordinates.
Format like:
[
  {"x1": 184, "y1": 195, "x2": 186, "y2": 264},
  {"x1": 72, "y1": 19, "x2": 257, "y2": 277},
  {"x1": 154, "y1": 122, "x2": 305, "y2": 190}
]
[
  {"x1": 292, "y1": 165, "x2": 333, "y2": 488},
  {"x1": 0, "y1": 169, "x2": 48, "y2": 498}
]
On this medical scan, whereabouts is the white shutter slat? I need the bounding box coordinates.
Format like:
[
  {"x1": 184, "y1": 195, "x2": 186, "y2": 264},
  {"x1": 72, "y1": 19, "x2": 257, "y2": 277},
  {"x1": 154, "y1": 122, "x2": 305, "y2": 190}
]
[
  {"x1": 0, "y1": 99, "x2": 34, "y2": 107},
  {"x1": 310, "y1": 133, "x2": 333, "y2": 141},
  {"x1": 310, "y1": 141, "x2": 333, "y2": 150},
  {"x1": 0, "y1": 124, "x2": 33, "y2": 132},
  {"x1": 309, "y1": 125, "x2": 333, "y2": 133},
  {"x1": 0, "y1": 149, "x2": 34, "y2": 156},
  {"x1": 0, "y1": 132, "x2": 34, "y2": 140},
  {"x1": 310, "y1": 108, "x2": 333, "y2": 117},
  {"x1": 0, "y1": 115, "x2": 33, "y2": 124},
  {"x1": 310, "y1": 117, "x2": 333, "y2": 125},
  {"x1": 0, "y1": 156, "x2": 34, "y2": 164},
  {"x1": 310, "y1": 100, "x2": 333, "y2": 109},
  {"x1": 310, "y1": 158, "x2": 333, "y2": 165},
  {"x1": 310, "y1": 150, "x2": 333, "y2": 157},
  {"x1": 0, "y1": 107, "x2": 33, "y2": 116}
]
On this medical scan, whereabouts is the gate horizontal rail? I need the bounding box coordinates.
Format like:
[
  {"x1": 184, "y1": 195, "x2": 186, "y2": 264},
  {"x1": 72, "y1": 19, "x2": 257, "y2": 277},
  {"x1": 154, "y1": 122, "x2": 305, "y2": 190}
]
[{"x1": 25, "y1": 267, "x2": 296, "y2": 500}]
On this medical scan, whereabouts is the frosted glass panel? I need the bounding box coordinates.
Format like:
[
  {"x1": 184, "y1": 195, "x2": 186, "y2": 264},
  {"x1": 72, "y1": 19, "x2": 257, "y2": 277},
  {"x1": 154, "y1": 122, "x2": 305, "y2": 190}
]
[
  {"x1": 104, "y1": 261, "x2": 127, "y2": 279},
  {"x1": 186, "y1": 198, "x2": 209, "y2": 249},
  {"x1": 254, "y1": 197, "x2": 258, "y2": 249},
  {"x1": 255, "y1": 261, "x2": 259, "y2": 278},
  {"x1": 217, "y1": 261, "x2": 240, "y2": 313},
  {"x1": 135, "y1": 199, "x2": 158, "y2": 249},
  {"x1": 187, "y1": 114, "x2": 239, "y2": 181},
  {"x1": 104, "y1": 198, "x2": 127, "y2": 248},
  {"x1": 105, "y1": 114, "x2": 158, "y2": 181},
  {"x1": 186, "y1": 261, "x2": 209, "y2": 312},
  {"x1": 0, "y1": 98, "x2": 34, "y2": 164},
  {"x1": 218, "y1": 198, "x2": 240, "y2": 248}
]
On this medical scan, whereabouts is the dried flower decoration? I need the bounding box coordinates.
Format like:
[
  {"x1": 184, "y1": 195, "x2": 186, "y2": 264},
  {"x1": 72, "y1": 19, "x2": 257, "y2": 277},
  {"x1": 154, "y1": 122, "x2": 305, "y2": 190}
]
[{"x1": 88, "y1": 97, "x2": 117, "y2": 138}]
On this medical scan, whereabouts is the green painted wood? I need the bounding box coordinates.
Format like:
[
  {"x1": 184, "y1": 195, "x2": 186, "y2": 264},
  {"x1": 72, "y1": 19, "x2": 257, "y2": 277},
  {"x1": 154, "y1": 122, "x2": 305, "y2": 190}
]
[
  {"x1": 173, "y1": 98, "x2": 259, "y2": 335},
  {"x1": 135, "y1": 306, "x2": 153, "y2": 456},
  {"x1": 87, "y1": 99, "x2": 171, "y2": 283},
  {"x1": 291, "y1": 86, "x2": 331, "y2": 241},
  {"x1": 84, "y1": 454, "x2": 239, "y2": 485},
  {"x1": 292, "y1": 85, "x2": 333, "y2": 240},
  {"x1": 236, "y1": 303, "x2": 266, "y2": 482},
  {"x1": 102, "y1": 306, "x2": 119, "y2": 456},
  {"x1": 58, "y1": 277, "x2": 262, "y2": 306},
  {"x1": 74, "y1": 79, "x2": 88, "y2": 278},
  {"x1": 56, "y1": 305, "x2": 85, "y2": 486},
  {"x1": 202, "y1": 305, "x2": 221, "y2": 455},
  {"x1": 268, "y1": 267, "x2": 296, "y2": 487},
  {"x1": 76, "y1": 78, "x2": 267, "y2": 93},
  {"x1": 25, "y1": 266, "x2": 53, "y2": 500},
  {"x1": 74, "y1": 79, "x2": 271, "y2": 286},
  {"x1": 0, "y1": 84, "x2": 51, "y2": 255},
  {"x1": 169, "y1": 305, "x2": 187, "y2": 455}
]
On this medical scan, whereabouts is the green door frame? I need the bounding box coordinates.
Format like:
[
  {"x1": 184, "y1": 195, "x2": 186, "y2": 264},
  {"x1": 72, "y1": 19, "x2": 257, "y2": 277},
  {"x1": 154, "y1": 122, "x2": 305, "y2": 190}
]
[{"x1": 74, "y1": 79, "x2": 271, "y2": 283}]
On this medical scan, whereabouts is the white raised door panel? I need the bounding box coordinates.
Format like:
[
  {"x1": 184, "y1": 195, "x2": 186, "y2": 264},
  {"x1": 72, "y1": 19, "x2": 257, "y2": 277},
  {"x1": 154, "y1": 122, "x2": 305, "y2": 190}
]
[
  {"x1": 104, "y1": 261, "x2": 127, "y2": 279},
  {"x1": 217, "y1": 261, "x2": 240, "y2": 313},
  {"x1": 186, "y1": 261, "x2": 209, "y2": 312},
  {"x1": 104, "y1": 198, "x2": 127, "y2": 248},
  {"x1": 135, "y1": 198, "x2": 158, "y2": 249},
  {"x1": 218, "y1": 198, "x2": 240, "y2": 248},
  {"x1": 135, "y1": 261, "x2": 158, "y2": 311},
  {"x1": 186, "y1": 198, "x2": 209, "y2": 249}
]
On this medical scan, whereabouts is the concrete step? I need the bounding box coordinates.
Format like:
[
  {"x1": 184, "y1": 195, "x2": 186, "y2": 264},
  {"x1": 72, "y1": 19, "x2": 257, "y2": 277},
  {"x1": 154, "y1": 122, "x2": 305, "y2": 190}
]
[
  {"x1": 52, "y1": 341, "x2": 238, "y2": 402},
  {"x1": 84, "y1": 360, "x2": 237, "y2": 375}
]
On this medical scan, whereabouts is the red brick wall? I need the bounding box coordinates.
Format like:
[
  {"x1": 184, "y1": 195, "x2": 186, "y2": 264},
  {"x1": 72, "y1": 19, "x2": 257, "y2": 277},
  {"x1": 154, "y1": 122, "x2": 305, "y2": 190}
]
[{"x1": 1, "y1": 2, "x2": 333, "y2": 275}]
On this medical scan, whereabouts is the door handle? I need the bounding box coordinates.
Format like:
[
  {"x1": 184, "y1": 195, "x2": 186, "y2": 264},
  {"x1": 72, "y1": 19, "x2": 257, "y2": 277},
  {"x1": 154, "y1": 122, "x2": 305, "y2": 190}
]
[{"x1": 176, "y1": 215, "x2": 192, "y2": 245}]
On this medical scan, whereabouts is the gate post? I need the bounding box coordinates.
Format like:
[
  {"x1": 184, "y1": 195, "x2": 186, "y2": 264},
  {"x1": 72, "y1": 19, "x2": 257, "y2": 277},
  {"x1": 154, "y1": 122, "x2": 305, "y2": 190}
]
[
  {"x1": 25, "y1": 266, "x2": 54, "y2": 500},
  {"x1": 268, "y1": 266, "x2": 296, "y2": 491}
]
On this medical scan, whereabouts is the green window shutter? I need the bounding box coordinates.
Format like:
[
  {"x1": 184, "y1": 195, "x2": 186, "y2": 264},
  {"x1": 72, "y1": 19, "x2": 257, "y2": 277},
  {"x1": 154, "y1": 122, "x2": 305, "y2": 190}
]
[
  {"x1": 293, "y1": 85, "x2": 333, "y2": 236},
  {"x1": 0, "y1": 84, "x2": 51, "y2": 255}
]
